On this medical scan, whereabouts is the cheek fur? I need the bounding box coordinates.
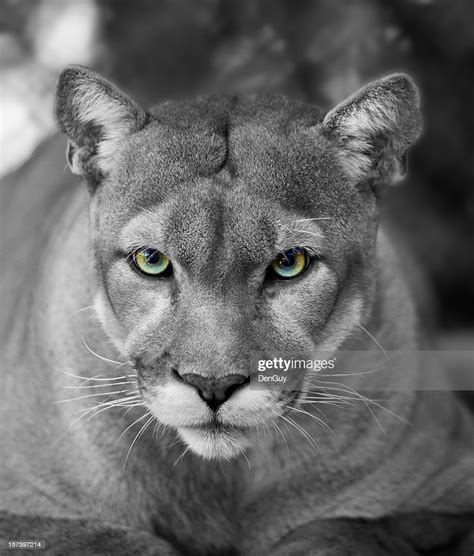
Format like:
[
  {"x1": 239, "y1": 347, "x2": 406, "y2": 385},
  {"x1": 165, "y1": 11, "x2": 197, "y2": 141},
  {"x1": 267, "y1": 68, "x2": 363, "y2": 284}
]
[
  {"x1": 268, "y1": 264, "x2": 339, "y2": 350},
  {"x1": 105, "y1": 260, "x2": 173, "y2": 333},
  {"x1": 93, "y1": 290, "x2": 126, "y2": 352}
]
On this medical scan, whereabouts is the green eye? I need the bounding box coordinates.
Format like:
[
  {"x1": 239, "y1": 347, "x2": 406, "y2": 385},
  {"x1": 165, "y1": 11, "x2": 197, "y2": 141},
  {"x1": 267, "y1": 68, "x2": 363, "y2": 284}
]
[
  {"x1": 132, "y1": 247, "x2": 171, "y2": 276},
  {"x1": 270, "y1": 248, "x2": 310, "y2": 280}
]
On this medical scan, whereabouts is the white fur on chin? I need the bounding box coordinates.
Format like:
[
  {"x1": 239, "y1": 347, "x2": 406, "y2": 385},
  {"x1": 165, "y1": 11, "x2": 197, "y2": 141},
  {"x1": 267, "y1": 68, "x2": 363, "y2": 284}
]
[{"x1": 178, "y1": 427, "x2": 250, "y2": 460}]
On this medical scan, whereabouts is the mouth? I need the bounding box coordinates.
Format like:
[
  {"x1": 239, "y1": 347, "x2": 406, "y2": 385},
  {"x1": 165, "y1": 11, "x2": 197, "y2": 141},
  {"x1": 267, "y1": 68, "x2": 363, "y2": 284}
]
[{"x1": 182, "y1": 419, "x2": 249, "y2": 433}]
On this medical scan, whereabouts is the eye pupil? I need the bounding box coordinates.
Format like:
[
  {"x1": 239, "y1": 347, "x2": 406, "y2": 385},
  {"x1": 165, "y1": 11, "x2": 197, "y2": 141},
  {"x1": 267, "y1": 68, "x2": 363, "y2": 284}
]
[
  {"x1": 279, "y1": 250, "x2": 296, "y2": 267},
  {"x1": 144, "y1": 249, "x2": 160, "y2": 264}
]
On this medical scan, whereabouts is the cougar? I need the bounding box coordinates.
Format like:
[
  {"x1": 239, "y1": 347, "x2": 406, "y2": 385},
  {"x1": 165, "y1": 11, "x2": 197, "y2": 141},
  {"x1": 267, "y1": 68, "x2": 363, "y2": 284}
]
[{"x1": 0, "y1": 66, "x2": 472, "y2": 555}]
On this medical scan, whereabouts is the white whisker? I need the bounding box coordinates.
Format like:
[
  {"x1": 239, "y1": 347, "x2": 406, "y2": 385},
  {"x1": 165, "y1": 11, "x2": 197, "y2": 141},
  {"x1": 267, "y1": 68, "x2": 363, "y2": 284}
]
[
  {"x1": 240, "y1": 449, "x2": 251, "y2": 470},
  {"x1": 295, "y1": 217, "x2": 333, "y2": 222},
  {"x1": 63, "y1": 381, "x2": 134, "y2": 390},
  {"x1": 117, "y1": 412, "x2": 149, "y2": 445},
  {"x1": 79, "y1": 396, "x2": 141, "y2": 415},
  {"x1": 81, "y1": 336, "x2": 125, "y2": 366},
  {"x1": 55, "y1": 366, "x2": 131, "y2": 382},
  {"x1": 280, "y1": 414, "x2": 320, "y2": 454},
  {"x1": 292, "y1": 229, "x2": 324, "y2": 238},
  {"x1": 123, "y1": 414, "x2": 154, "y2": 468},
  {"x1": 64, "y1": 305, "x2": 95, "y2": 323},
  {"x1": 287, "y1": 405, "x2": 336, "y2": 437},
  {"x1": 357, "y1": 323, "x2": 393, "y2": 370},
  {"x1": 82, "y1": 399, "x2": 142, "y2": 425},
  {"x1": 173, "y1": 446, "x2": 191, "y2": 467},
  {"x1": 55, "y1": 390, "x2": 132, "y2": 404},
  {"x1": 65, "y1": 396, "x2": 141, "y2": 431},
  {"x1": 310, "y1": 366, "x2": 384, "y2": 379},
  {"x1": 269, "y1": 417, "x2": 290, "y2": 455},
  {"x1": 309, "y1": 380, "x2": 409, "y2": 427}
]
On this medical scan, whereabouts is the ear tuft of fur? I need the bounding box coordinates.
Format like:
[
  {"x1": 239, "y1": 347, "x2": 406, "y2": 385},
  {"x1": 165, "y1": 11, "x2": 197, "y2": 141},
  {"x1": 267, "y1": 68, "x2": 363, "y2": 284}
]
[
  {"x1": 322, "y1": 73, "x2": 422, "y2": 186},
  {"x1": 54, "y1": 65, "x2": 148, "y2": 187}
]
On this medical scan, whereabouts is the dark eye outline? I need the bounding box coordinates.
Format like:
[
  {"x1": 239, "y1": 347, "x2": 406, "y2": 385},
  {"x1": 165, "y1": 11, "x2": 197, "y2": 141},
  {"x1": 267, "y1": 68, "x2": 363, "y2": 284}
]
[
  {"x1": 266, "y1": 247, "x2": 312, "y2": 281},
  {"x1": 130, "y1": 247, "x2": 173, "y2": 278}
]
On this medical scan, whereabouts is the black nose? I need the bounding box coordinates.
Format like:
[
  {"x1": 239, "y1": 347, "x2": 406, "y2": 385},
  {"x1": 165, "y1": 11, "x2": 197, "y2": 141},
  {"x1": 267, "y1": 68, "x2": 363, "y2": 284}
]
[{"x1": 177, "y1": 372, "x2": 249, "y2": 410}]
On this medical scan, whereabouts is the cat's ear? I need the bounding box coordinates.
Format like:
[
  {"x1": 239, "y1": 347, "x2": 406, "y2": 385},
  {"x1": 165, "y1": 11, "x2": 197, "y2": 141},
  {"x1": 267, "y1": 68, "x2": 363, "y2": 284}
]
[
  {"x1": 322, "y1": 74, "x2": 422, "y2": 187},
  {"x1": 54, "y1": 65, "x2": 148, "y2": 189}
]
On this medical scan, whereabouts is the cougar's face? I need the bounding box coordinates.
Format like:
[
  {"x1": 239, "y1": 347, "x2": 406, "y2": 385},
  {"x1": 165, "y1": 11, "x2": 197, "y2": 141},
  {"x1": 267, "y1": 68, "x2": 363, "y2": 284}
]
[
  {"x1": 56, "y1": 67, "x2": 420, "y2": 459},
  {"x1": 91, "y1": 113, "x2": 375, "y2": 460}
]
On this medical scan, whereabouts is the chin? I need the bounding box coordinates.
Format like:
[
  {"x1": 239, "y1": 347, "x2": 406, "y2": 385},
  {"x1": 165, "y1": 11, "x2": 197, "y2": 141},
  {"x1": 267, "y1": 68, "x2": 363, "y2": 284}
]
[{"x1": 178, "y1": 426, "x2": 252, "y2": 460}]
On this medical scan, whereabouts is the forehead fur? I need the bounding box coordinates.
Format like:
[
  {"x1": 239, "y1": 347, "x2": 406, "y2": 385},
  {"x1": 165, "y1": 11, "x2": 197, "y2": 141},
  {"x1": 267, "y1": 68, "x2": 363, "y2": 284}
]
[{"x1": 97, "y1": 94, "x2": 365, "y2": 232}]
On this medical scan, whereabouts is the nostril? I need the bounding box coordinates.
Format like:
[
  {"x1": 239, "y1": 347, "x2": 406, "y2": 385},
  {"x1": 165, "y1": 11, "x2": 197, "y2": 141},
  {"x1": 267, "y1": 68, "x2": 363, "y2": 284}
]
[
  {"x1": 171, "y1": 368, "x2": 183, "y2": 383},
  {"x1": 222, "y1": 375, "x2": 249, "y2": 399},
  {"x1": 177, "y1": 372, "x2": 249, "y2": 410}
]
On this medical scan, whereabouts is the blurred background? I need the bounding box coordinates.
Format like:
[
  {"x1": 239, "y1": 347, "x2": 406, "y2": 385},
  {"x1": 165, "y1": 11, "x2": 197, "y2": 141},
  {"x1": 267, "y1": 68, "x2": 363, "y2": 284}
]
[{"x1": 1, "y1": 0, "x2": 473, "y2": 335}]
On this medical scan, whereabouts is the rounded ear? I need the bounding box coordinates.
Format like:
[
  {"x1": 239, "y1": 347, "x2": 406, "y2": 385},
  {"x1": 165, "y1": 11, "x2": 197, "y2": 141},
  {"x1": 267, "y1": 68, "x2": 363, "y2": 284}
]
[
  {"x1": 54, "y1": 65, "x2": 148, "y2": 189},
  {"x1": 322, "y1": 73, "x2": 422, "y2": 187}
]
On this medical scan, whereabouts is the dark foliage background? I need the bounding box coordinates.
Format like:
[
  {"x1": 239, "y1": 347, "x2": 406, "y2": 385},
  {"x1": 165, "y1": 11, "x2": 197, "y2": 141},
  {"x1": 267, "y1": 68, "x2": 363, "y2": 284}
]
[{"x1": 2, "y1": 0, "x2": 474, "y2": 331}]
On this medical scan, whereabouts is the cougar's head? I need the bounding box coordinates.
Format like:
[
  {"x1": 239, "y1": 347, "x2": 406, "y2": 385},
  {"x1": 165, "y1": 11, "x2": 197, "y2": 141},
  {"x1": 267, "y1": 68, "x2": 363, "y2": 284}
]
[{"x1": 55, "y1": 66, "x2": 421, "y2": 459}]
